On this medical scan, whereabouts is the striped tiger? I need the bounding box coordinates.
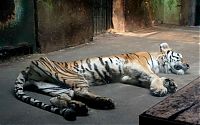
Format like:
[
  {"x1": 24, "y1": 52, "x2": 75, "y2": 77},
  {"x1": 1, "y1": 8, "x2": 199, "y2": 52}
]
[{"x1": 14, "y1": 43, "x2": 189, "y2": 120}]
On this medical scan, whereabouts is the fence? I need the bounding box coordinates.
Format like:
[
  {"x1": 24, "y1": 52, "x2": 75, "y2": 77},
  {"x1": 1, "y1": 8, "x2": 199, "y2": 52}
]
[{"x1": 93, "y1": 0, "x2": 113, "y2": 35}]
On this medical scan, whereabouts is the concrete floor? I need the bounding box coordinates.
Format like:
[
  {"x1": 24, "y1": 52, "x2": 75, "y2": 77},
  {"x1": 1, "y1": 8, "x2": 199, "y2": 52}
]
[{"x1": 0, "y1": 26, "x2": 199, "y2": 125}]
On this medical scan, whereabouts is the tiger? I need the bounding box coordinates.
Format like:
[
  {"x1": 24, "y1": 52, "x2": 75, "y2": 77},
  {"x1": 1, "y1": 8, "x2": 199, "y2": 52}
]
[{"x1": 14, "y1": 43, "x2": 189, "y2": 120}]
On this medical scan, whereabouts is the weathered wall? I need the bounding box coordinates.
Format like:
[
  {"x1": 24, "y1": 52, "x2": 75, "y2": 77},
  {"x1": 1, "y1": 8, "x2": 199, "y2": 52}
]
[
  {"x1": 163, "y1": 0, "x2": 181, "y2": 25},
  {"x1": 0, "y1": 0, "x2": 15, "y2": 25},
  {"x1": 180, "y1": 0, "x2": 190, "y2": 25},
  {"x1": 181, "y1": 0, "x2": 200, "y2": 26},
  {"x1": 0, "y1": 0, "x2": 35, "y2": 53},
  {"x1": 37, "y1": 0, "x2": 93, "y2": 53},
  {"x1": 124, "y1": 0, "x2": 153, "y2": 31},
  {"x1": 112, "y1": 0, "x2": 125, "y2": 32},
  {"x1": 152, "y1": 0, "x2": 164, "y2": 24}
]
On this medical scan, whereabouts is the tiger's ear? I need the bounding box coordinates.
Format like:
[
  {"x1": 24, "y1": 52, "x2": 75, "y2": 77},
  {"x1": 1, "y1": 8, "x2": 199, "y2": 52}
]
[{"x1": 160, "y1": 43, "x2": 171, "y2": 53}]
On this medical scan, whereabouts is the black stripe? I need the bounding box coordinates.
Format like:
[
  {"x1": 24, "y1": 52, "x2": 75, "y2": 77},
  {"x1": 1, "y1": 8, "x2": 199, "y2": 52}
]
[
  {"x1": 39, "y1": 86, "x2": 62, "y2": 90},
  {"x1": 32, "y1": 62, "x2": 63, "y2": 85},
  {"x1": 45, "y1": 105, "x2": 51, "y2": 110},
  {"x1": 19, "y1": 78, "x2": 25, "y2": 83},
  {"x1": 81, "y1": 66, "x2": 85, "y2": 73},
  {"x1": 167, "y1": 50, "x2": 170, "y2": 54},
  {"x1": 105, "y1": 61, "x2": 111, "y2": 73},
  {"x1": 85, "y1": 68, "x2": 96, "y2": 81},
  {"x1": 102, "y1": 71, "x2": 112, "y2": 83},
  {"x1": 80, "y1": 60, "x2": 85, "y2": 73},
  {"x1": 32, "y1": 62, "x2": 48, "y2": 77},
  {"x1": 147, "y1": 52, "x2": 153, "y2": 67},
  {"x1": 74, "y1": 61, "x2": 78, "y2": 67},
  {"x1": 86, "y1": 58, "x2": 92, "y2": 70},
  {"x1": 39, "y1": 60, "x2": 53, "y2": 72},
  {"x1": 169, "y1": 51, "x2": 173, "y2": 62},
  {"x1": 91, "y1": 71, "x2": 96, "y2": 81},
  {"x1": 65, "y1": 62, "x2": 68, "y2": 68},
  {"x1": 63, "y1": 79, "x2": 67, "y2": 84},
  {"x1": 93, "y1": 64, "x2": 104, "y2": 81},
  {"x1": 126, "y1": 54, "x2": 131, "y2": 58},
  {"x1": 143, "y1": 56, "x2": 151, "y2": 66},
  {"x1": 171, "y1": 51, "x2": 179, "y2": 59},
  {"x1": 21, "y1": 71, "x2": 28, "y2": 80},
  {"x1": 115, "y1": 56, "x2": 120, "y2": 60},
  {"x1": 118, "y1": 65, "x2": 122, "y2": 75},
  {"x1": 109, "y1": 58, "x2": 113, "y2": 63},
  {"x1": 54, "y1": 108, "x2": 60, "y2": 114},
  {"x1": 24, "y1": 96, "x2": 31, "y2": 103},
  {"x1": 133, "y1": 53, "x2": 139, "y2": 58},
  {"x1": 55, "y1": 73, "x2": 59, "y2": 80},
  {"x1": 15, "y1": 81, "x2": 23, "y2": 85},
  {"x1": 15, "y1": 87, "x2": 23, "y2": 91},
  {"x1": 17, "y1": 93, "x2": 25, "y2": 97},
  {"x1": 74, "y1": 67, "x2": 80, "y2": 72},
  {"x1": 98, "y1": 57, "x2": 105, "y2": 65}
]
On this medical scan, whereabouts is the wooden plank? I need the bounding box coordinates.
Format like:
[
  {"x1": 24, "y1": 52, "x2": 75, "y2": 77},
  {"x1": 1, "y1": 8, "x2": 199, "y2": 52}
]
[{"x1": 139, "y1": 77, "x2": 200, "y2": 125}]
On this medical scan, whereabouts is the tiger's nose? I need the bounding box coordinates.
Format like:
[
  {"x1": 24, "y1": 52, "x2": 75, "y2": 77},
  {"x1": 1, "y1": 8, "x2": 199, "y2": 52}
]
[{"x1": 185, "y1": 63, "x2": 190, "y2": 69}]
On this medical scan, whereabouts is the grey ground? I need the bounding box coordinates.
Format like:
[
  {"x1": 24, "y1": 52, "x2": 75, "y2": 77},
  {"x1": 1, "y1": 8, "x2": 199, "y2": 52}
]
[{"x1": 0, "y1": 26, "x2": 199, "y2": 125}]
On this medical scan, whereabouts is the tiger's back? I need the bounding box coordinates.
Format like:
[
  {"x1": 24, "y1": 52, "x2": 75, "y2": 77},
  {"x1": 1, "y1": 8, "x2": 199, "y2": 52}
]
[{"x1": 53, "y1": 52, "x2": 156, "y2": 86}]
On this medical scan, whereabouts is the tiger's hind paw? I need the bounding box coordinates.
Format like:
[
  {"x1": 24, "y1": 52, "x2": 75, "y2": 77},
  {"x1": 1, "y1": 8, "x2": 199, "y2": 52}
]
[
  {"x1": 50, "y1": 95, "x2": 88, "y2": 116},
  {"x1": 93, "y1": 97, "x2": 115, "y2": 109},
  {"x1": 68, "y1": 100, "x2": 89, "y2": 116}
]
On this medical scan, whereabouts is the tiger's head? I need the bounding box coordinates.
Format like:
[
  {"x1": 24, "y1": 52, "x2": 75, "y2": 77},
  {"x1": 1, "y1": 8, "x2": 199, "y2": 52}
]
[{"x1": 160, "y1": 43, "x2": 189, "y2": 75}]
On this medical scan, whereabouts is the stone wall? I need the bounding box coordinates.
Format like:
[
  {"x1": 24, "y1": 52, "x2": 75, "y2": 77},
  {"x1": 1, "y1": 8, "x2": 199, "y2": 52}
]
[
  {"x1": 112, "y1": 0, "x2": 125, "y2": 32},
  {"x1": 112, "y1": 0, "x2": 153, "y2": 32},
  {"x1": 37, "y1": 0, "x2": 93, "y2": 53},
  {"x1": 124, "y1": 0, "x2": 153, "y2": 31}
]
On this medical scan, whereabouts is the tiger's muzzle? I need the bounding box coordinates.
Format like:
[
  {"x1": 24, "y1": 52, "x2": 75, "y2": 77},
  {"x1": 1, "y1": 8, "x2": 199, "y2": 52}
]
[{"x1": 174, "y1": 63, "x2": 189, "y2": 71}]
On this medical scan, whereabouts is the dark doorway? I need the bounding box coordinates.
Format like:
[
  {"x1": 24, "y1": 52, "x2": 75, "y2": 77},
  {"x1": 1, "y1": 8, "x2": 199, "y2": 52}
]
[
  {"x1": 92, "y1": 0, "x2": 113, "y2": 35},
  {"x1": 195, "y1": 0, "x2": 200, "y2": 25},
  {"x1": 0, "y1": 0, "x2": 15, "y2": 24}
]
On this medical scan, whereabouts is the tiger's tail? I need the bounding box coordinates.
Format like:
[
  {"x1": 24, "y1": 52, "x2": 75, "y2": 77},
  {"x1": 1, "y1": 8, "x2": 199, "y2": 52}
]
[{"x1": 14, "y1": 68, "x2": 77, "y2": 121}]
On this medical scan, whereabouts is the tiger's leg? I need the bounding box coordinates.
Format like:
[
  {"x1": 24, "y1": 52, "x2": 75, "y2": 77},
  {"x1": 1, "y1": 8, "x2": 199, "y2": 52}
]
[
  {"x1": 28, "y1": 81, "x2": 88, "y2": 116},
  {"x1": 32, "y1": 58, "x2": 114, "y2": 109},
  {"x1": 122, "y1": 67, "x2": 177, "y2": 96},
  {"x1": 31, "y1": 80, "x2": 115, "y2": 110},
  {"x1": 73, "y1": 87, "x2": 115, "y2": 109}
]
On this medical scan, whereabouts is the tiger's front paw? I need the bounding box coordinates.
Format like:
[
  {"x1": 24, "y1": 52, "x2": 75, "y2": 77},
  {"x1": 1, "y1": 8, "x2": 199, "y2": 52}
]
[
  {"x1": 150, "y1": 86, "x2": 168, "y2": 97},
  {"x1": 94, "y1": 97, "x2": 115, "y2": 109},
  {"x1": 163, "y1": 78, "x2": 177, "y2": 93},
  {"x1": 50, "y1": 95, "x2": 88, "y2": 116}
]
